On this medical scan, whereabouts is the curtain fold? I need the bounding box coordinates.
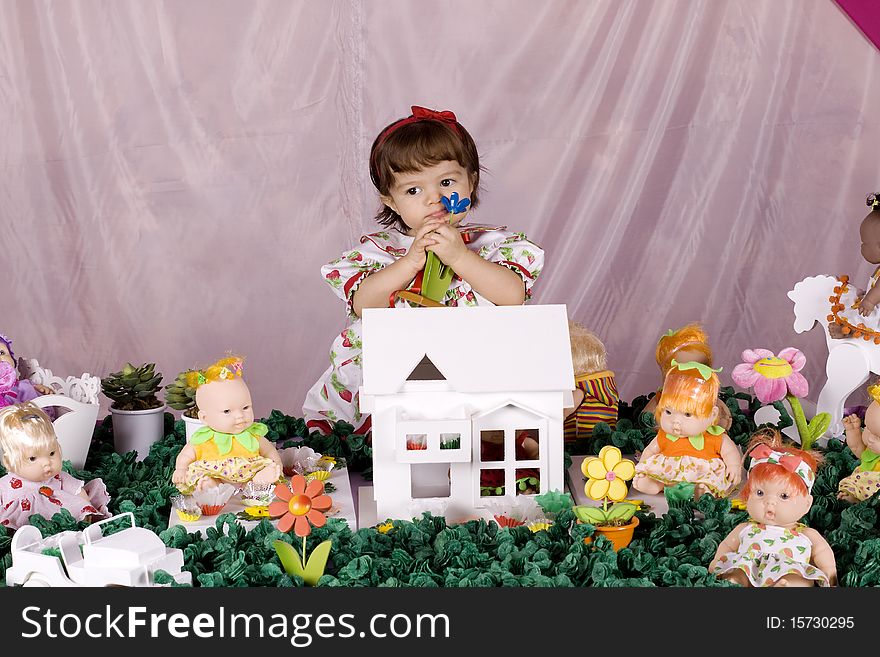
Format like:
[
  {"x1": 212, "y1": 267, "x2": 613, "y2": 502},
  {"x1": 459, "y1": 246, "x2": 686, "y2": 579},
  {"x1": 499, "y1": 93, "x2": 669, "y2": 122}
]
[{"x1": 1, "y1": 0, "x2": 879, "y2": 416}]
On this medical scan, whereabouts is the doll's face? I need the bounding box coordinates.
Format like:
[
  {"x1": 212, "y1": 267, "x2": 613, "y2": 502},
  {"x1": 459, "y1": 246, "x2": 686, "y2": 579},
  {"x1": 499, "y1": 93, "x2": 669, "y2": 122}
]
[
  {"x1": 862, "y1": 402, "x2": 880, "y2": 452},
  {"x1": 859, "y1": 216, "x2": 880, "y2": 264},
  {"x1": 380, "y1": 160, "x2": 474, "y2": 236},
  {"x1": 746, "y1": 477, "x2": 812, "y2": 527},
  {"x1": 15, "y1": 439, "x2": 62, "y2": 482},
  {"x1": 196, "y1": 377, "x2": 254, "y2": 434},
  {"x1": 0, "y1": 342, "x2": 15, "y2": 370},
  {"x1": 659, "y1": 404, "x2": 717, "y2": 438}
]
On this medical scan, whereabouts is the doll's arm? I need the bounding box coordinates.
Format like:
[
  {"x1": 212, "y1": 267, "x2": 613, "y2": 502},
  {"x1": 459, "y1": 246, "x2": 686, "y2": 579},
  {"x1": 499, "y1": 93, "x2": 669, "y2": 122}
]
[
  {"x1": 858, "y1": 283, "x2": 880, "y2": 314},
  {"x1": 639, "y1": 437, "x2": 661, "y2": 460},
  {"x1": 805, "y1": 528, "x2": 838, "y2": 586},
  {"x1": 709, "y1": 523, "x2": 747, "y2": 571},
  {"x1": 563, "y1": 388, "x2": 585, "y2": 419},
  {"x1": 172, "y1": 444, "x2": 197, "y2": 484},
  {"x1": 719, "y1": 435, "x2": 743, "y2": 487},
  {"x1": 843, "y1": 414, "x2": 866, "y2": 458},
  {"x1": 258, "y1": 437, "x2": 283, "y2": 467}
]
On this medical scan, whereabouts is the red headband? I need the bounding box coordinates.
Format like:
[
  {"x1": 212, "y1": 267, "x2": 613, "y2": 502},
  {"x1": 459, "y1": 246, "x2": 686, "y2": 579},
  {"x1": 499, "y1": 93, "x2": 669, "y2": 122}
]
[{"x1": 376, "y1": 106, "x2": 460, "y2": 147}]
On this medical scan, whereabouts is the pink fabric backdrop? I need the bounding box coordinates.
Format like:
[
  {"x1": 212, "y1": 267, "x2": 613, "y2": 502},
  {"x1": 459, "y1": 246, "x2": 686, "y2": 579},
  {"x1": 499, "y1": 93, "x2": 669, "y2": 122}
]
[{"x1": 2, "y1": 0, "x2": 880, "y2": 419}]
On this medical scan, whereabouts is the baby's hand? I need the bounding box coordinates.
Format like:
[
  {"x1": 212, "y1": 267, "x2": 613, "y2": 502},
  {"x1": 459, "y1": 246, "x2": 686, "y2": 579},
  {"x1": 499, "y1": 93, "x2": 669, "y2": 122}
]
[
  {"x1": 843, "y1": 414, "x2": 862, "y2": 432},
  {"x1": 401, "y1": 220, "x2": 445, "y2": 272},
  {"x1": 426, "y1": 221, "x2": 467, "y2": 268},
  {"x1": 859, "y1": 298, "x2": 877, "y2": 316},
  {"x1": 34, "y1": 383, "x2": 54, "y2": 395},
  {"x1": 171, "y1": 469, "x2": 187, "y2": 485}
]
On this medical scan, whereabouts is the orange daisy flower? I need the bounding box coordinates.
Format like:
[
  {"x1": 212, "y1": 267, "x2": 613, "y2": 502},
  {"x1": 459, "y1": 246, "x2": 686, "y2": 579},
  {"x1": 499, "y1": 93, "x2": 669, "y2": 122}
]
[{"x1": 269, "y1": 475, "x2": 332, "y2": 537}]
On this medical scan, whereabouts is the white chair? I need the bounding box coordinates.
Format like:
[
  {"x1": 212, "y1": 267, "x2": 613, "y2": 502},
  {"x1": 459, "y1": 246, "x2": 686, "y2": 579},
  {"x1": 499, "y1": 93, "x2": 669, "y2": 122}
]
[
  {"x1": 31, "y1": 394, "x2": 99, "y2": 470},
  {"x1": 0, "y1": 358, "x2": 102, "y2": 470},
  {"x1": 19, "y1": 357, "x2": 100, "y2": 405}
]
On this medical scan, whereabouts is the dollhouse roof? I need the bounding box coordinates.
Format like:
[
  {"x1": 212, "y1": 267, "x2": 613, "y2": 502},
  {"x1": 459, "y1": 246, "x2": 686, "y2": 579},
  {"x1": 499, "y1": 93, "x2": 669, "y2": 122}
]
[{"x1": 361, "y1": 304, "x2": 575, "y2": 395}]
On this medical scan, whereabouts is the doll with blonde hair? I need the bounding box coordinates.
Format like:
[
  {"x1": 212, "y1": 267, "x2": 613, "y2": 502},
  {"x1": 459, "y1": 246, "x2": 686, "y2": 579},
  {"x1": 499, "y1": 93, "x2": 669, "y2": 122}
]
[
  {"x1": 563, "y1": 320, "x2": 618, "y2": 446},
  {"x1": 643, "y1": 323, "x2": 731, "y2": 430},
  {"x1": 837, "y1": 382, "x2": 880, "y2": 502},
  {"x1": 710, "y1": 428, "x2": 836, "y2": 586},
  {"x1": 0, "y1": 402, "x2": 109, "y2": 530},
  {"x1": 172, "y1": 356, "x2": 283, "y2": 493},
  {"x1": 633, "y1": 361, "x2": 742, "y2": 498}
]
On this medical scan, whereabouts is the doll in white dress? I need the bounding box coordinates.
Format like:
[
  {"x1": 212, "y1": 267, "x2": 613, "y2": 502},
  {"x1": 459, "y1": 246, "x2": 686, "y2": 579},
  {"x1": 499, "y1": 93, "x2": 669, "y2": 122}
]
[
  {"x1": 709, "y1": 429, "x2": 836, "y2": 587},
  {"x1": 0, "y1": 402, "x2": 109, "y2": 530}
]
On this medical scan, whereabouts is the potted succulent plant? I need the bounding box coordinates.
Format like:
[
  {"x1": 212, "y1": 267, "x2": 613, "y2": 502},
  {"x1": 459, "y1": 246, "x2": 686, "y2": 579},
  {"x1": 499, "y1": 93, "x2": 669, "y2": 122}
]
[
  {"x1": 573, "y1": 445, "x2": 640, "y2": 550},
  {"x1": 101, "y1": 362, "x2": 165, "y2": 461},
  {"x1": 164, "y1": 369, "x2": 203, "y2": 441}
]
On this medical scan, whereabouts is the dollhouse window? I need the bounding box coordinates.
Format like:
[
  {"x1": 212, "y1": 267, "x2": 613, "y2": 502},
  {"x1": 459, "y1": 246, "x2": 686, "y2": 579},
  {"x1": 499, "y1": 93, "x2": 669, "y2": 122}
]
[{"x1": 396, "y1": 420, "x2": 471, "y2": 463}]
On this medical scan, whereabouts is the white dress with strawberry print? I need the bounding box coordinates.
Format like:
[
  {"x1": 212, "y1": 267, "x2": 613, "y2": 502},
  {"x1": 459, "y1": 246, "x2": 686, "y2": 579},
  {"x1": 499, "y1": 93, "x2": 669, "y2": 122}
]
[
  {"x1": 302, "y1": 225, "x2": 544, "y2": 433},
  {"x1": 711, "y1": 521, "x2": 829, "y2": 586},
  {"x1": 0, "y1": 471, "x2": 111, "y2": 530}
]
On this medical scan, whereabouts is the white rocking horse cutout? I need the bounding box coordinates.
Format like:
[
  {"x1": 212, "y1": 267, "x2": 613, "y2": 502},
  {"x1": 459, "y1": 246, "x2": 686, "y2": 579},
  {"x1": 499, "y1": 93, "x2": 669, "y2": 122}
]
[{"x1": 788, "y1": 274, "x2": 877, "y2": 439}]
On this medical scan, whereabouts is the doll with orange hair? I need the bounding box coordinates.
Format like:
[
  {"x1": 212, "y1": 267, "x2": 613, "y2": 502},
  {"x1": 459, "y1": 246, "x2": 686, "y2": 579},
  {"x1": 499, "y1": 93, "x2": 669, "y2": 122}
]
[
  {"x1": 643, "y1": 323, "x2": 731, "y2": 430},
  {"x1": 633, "y1": 360, "x2": 742, "y2": 498},
  {"x1": 710, "y1": 429, "x2": 836, "y2": 586},
  {"x1": 171, "y1": 356, "x2": 283, "y2": 493},
  {"x1": 838, "y1": 382, "x2": 880, "y2": 502}
]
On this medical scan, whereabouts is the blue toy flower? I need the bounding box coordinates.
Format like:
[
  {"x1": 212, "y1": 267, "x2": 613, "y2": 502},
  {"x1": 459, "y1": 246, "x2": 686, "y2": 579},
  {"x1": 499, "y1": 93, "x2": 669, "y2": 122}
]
[{"x1": 441, "y1": 192, "x2": 471, "y2": 214}]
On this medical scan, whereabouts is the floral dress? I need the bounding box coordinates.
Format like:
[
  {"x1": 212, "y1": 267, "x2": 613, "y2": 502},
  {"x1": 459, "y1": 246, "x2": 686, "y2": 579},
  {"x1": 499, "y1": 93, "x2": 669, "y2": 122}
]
[
  {"x1": 302, "y1": 225, "x2": 544, "y2": 434},
  {"x1": 711, "y1": 521, "x2": 830, "y2": 586},
  {"x1": 634, "y1": 428, "x2": 737, "y2": 496},
  {"x1": 0, "y1": 471, "x2": 110, "y2": 530},
  {"x1": 176, "y1": 422, "x2": 281, "y2": 494},
  {"x1": 837, "y1": 447, "x2": 880, "y2": 501}
]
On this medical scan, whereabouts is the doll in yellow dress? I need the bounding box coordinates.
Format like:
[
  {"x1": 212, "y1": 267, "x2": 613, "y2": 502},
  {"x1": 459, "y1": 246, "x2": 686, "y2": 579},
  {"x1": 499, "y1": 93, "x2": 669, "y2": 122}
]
[
  {"x1": 837, "y1": 382, "x2": 880, "y2": 502},
  {"x1": 171, "y1": 356, "x2": 283, "y2": 493}
]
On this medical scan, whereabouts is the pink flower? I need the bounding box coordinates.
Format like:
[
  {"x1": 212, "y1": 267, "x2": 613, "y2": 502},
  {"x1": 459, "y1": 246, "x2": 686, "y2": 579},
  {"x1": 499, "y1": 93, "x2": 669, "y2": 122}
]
[{"x1": 731, "y1": 348, "x2": 809, "y2": 403}]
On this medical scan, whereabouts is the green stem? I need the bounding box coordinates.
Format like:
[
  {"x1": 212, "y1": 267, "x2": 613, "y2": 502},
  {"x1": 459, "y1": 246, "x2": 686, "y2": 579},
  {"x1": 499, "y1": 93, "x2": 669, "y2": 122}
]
[
  {"x1": 786, "y1": 394, "x2": 812, "y2": 450},
  {"x1": 302, "y1": 535, "x2": 308, "y2": 566}
]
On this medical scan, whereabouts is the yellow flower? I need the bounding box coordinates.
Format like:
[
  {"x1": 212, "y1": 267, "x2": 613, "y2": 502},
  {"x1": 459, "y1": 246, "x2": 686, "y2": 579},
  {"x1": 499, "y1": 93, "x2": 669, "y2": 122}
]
[
  {"x1": 528, "y1": 521, "x2": 552, "y2": 533},
  {"x1": 581, "y1": 446, "x2": 636, "y2": 502},
  {"x1": 376, "y1": 521, "x2": 394, "y2": 534}
]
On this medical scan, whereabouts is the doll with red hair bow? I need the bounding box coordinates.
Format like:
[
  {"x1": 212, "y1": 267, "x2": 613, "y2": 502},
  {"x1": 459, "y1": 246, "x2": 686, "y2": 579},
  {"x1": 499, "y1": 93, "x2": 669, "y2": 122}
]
[{"x1": 709, "y1": 429, "x2": 837, "y2": 587}]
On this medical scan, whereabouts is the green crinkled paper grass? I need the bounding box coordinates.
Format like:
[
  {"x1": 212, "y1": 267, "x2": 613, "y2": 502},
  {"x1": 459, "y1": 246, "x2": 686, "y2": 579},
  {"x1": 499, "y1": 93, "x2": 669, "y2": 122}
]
[{"x1": 0, "y1": 392, "x2": 877, "y2": 587}]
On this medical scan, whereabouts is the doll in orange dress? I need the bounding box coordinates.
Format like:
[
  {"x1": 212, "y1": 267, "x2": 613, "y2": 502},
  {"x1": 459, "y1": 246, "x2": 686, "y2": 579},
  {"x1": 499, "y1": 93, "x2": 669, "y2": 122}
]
[
  {"x1": 643, "y1": 323, "x2": 731, "y2": 430},
  {"x1": 633, "y1": 360, "x2": 743, "y2": 499}
]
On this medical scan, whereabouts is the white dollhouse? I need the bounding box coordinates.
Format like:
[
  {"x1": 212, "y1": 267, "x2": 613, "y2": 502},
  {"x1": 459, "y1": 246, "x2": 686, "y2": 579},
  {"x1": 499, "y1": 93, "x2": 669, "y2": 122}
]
[{"x1": 360, "y1": 304, "x2": 574, "y2": 524}]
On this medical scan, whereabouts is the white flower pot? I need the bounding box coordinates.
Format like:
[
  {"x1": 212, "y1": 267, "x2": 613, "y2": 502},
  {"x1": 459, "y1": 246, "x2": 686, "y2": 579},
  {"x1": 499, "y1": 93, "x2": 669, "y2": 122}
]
[
  {"x1": 182, "y1": 413, "x2": 205, "y2": 442},
  {"x1": 110, "y1": 405, "x2": 166, "y2": 461}
]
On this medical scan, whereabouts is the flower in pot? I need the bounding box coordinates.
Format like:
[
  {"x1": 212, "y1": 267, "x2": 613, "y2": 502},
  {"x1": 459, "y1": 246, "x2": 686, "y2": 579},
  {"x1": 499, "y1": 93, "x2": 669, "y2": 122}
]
[
  {"x1": 101, "y1": 362, "x2": 165, "y2": 461},
  {"x1": 164, "y1": 369, "x2": 203, "y2": 441},
  {"x1": 574, "y1": 445, "x2": 639, "y2": 550}
]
